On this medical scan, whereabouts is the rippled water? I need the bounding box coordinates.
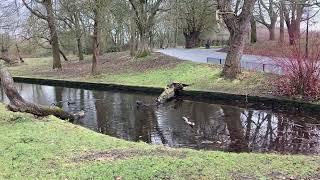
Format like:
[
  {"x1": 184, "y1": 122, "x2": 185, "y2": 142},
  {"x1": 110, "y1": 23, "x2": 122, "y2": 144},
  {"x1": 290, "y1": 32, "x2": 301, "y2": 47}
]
[{"x1": 1, "y1": 83, "x2": 319, "y2": 154}]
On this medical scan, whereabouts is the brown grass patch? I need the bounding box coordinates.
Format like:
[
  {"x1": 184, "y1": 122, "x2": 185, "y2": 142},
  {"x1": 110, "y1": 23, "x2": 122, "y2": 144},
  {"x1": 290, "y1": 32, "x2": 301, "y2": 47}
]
[
  {"x1": 16, "y1": 52, "x2": 182, "y2": 79},
  {"x1": 72, "y1": 147, "x2": 186, "y2": 162}
]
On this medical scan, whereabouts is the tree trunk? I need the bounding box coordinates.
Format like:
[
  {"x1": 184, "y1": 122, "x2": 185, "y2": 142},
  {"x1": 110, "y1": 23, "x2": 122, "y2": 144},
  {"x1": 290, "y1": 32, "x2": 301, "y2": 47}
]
[
  {"x1": 222, "y1": 30, "x2": 245, "y2": 79},
  {"x1": 268, "y1": 24, "x2": 276, "y2": 41},
  {"x1": 45, "y1": 0, "x2": 62, "y2": 69},
  {"x1": 184, "y1": 31, "x2": 200, "y2": 49},
  {"x1": 288, "y1": 21, "x2": 300, "y2": 45},
  {"x1": 0, "y1": 65, "x2": 76, "y2": 120},
  {"x1": 268, "y1": 26, "x2": 275, "y2": 41},
  {"x1": 136, "y1": 32, "x2": 150, "y2": 58},
  {"x1": 92, "y1": 8, "x2": 99, "y2": 75},
  {"x1": 74, "y1": 13, "x2": 84, "y2": 61},
  {"x1": 288, "y1": 28, "x2": 294, "y2": 45},
  {"x1": 149, "y1": 30, "x2": 154, "y2": 49},
  {"x1": 129, "y1": 15, "x2": 137, "y2": 57},
  {"x1": 77, "y1": 38, "x2": 84, "y2": 61},
  {"x1": 173, "y1": 21, "x2": 178, "y2": 48},
  {"x1": 16, "y1": 44, "x2": 24, "y2": 63},
  {"x1": 250, "y1": 18, "x2": 257, "y2": 44},
  {"x1": 279, "y1": 6, "x2": 285, "y2": 44}
]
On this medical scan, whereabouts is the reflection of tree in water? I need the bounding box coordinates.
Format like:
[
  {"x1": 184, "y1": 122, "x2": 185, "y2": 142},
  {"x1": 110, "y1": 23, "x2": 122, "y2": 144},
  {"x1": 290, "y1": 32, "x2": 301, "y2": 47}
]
[
  {"x1": 270, "y1": 114, "x2": 320, "y2": 154},
  {"x1": 93, "y1": 91, "x2": 108, "y2": 134},
  {"x1": 54, "y1": 86, "x2": 64, "y2": 107},
  {"x1": 221, "y1": 106, "x2": 249, "y2": 152},
  {"x1": 91, "y1": 91, "x2": 166, "y2": 144},
  {"x1": 242, "y1": 111, "x2": 320, "y2": 154}
]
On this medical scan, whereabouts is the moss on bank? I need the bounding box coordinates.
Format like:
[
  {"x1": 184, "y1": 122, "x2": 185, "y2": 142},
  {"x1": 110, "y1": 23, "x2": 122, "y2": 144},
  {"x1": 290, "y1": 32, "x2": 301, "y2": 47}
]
[{"x1": 0, "y1": 104, "x2": 319, "y2": 179}]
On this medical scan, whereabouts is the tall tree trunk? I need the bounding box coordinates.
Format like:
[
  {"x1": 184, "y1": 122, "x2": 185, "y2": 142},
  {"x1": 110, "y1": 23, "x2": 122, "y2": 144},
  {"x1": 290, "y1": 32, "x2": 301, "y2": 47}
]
[
  {"x1": 77, "y1": 38, "x2": 84, "y2": 61},
  {"x1": 129, "y1": 14, "x2": 137, "y2": 57},
  {"x1": 218, "y1": 0, "x2": 256, "y2": 79},
  {"x1": 149, "y1": 30, "x2": 154, "y2": 49},
  {"x1": 268, "y1": 25, "x2": 276, "y2": 41},
  {"x1": 250, "y1": 18, "x2": 257, "y2": 44},
  {"x1": 16, "y1": 44, "x2": 24, "y2": 63},
  {"x1": 184, "y1": 31, "x2": 200, "y2": 49},
  {"x1": 130, "y1": 32, "x2": 136, "y2": 57},
  {"x1": 279, "y1": 5, "x2": 285, "y2": 44},
  {"x1": 74, "y1": 13, "x2": 84, "y2": 61},
  {"x1": 223, "y1": 30, "x2": 246, "y2": 79},
  {"x1": 288, "y1": 20, "x2": 300, "y2": 45},
  {"x1": 92, "y1": 8, "x2": 99, "y2": 75},
  {"x1": 174, "y1": 21, "x2": 178, "y2": 48},
  {"x1": 45, "y1": 0, "x2": 62, "y2": 69},
  {"x1": 136, "y1": 31, "x2": 150, "y2": 58}
]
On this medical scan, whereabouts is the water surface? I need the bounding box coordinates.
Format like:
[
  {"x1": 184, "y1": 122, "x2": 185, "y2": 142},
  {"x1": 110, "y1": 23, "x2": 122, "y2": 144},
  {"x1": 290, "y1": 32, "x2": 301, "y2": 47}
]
[{"x1": 1, "y1": 83, "x2": 319, "y2": 154}]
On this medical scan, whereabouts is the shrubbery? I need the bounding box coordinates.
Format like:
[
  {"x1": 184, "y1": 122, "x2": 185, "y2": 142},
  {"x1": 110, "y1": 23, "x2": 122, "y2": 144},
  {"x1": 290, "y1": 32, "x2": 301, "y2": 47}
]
[{"x1": 272, "y1": 39, "x2": 320, "y2": 101}]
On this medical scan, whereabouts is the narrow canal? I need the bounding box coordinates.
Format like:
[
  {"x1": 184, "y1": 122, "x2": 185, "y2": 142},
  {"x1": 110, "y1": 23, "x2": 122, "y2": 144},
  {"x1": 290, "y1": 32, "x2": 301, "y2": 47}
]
[{"x1": 1, "y1": 83, "x2": 319, "y2": 154}]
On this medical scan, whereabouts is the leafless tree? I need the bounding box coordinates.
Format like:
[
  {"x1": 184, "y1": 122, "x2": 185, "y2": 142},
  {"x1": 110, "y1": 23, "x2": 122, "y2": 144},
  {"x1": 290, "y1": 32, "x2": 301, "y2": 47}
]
[
  {"x1": 129, "y1": 0, "x2": 165, "y2": 57},
  {"x1": 176, "y1": 0, "x2": 216, "y2": 48},
  {"x1": 22, "y1": 0, "x2": 62, "y2": 69},
  {"x1": 255, "y1": 0, "x2": 278, "y2": 40},
  {"x1": 217, "y1": 0, "x2": 257, "y2": 79}
]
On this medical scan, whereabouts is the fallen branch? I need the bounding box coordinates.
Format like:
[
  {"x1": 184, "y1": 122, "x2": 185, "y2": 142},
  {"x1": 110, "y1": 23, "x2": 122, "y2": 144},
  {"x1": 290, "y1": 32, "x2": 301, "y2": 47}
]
[{"x1": 0, "y1": 64, "x2": 76, "y2": 120}]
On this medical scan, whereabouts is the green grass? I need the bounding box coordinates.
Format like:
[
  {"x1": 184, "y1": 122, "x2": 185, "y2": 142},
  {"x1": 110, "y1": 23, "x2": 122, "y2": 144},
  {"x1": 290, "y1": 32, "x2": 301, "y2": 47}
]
[
  {"x1": 85, "y1": 62, "x2": 267, "y2": 95},
  {"x1": 9, "y1": 57, "x2": 52, "y2": 76},
  {"x1": 0, "y1": 104, "x2": 319, "y2": 179},
  {"x1": 8, "y1": 53, "x2": 269, "y2": 96}
]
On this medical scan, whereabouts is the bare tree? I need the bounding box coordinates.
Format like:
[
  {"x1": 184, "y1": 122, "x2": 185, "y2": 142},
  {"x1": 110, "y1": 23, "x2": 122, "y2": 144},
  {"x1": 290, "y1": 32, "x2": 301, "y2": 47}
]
[
  {"x1": 176, "y1": 0, "x2": 215, "y2": 49},
  {"x1": 129, "y1": 0, "x2": 165, "y2": 57},
  {"x1": 255, "y1": 0, "x2": 278, "y2": 40},
  {"x1": 91, "y1": 0, "x2": 100, "y2": 75},
  {"x1": 250, "y1": 17, "x2": 257, "y2": 43},
  {"x1": 22, "y1": 0, "x2": 62, "y2": 69},
  {"x1": 280, "y1": 0, "x2": 312, "y2": 45},
  {"x1": 217, "y1": 0, "x2": 257, "y2": 79},
  {"x1": 279, "y1": 2, "x2": 285, "y2": 43},
  {"x1": 58, "y1": 0, "x2": 85, "y2": 61}
]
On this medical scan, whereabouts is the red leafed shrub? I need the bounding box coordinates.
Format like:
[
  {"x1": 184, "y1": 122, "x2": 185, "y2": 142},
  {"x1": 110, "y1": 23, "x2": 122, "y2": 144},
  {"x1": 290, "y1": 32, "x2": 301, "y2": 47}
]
[{"x1": 272, "y1": 39, "x2": 320, "y2": 101}]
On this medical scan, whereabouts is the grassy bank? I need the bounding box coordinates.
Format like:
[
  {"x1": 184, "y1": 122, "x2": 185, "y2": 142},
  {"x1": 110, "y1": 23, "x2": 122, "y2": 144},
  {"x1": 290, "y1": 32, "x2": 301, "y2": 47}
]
[
  {"x1": 8, "y1": 52, "x2": 270, "y2": 96},
  {"x1": 0, "y1": 103, "x2": 319, "y2": 179}
]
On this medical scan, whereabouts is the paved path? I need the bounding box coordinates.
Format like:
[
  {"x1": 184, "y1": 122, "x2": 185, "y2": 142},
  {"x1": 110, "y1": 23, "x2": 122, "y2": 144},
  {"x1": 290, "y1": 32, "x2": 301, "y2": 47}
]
[
  {"x1": 155, "y1": 48, "x2": 278, "y2": 73},
  {"x1": 156, "y1": 48, "x2": 272, "y2": 63}
]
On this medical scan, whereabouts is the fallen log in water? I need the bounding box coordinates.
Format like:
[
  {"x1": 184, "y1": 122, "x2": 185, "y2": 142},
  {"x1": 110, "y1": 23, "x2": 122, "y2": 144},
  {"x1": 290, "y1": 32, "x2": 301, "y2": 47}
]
[
  {"x1": 156, "y1": 82, "x2": 189, "y2": 104},
  {"x1": 0, "y1": 64, "x2": 77, "y2": 121},
  {"x1": 135, "y1": 82, "x2": 189, "y2": 109}
]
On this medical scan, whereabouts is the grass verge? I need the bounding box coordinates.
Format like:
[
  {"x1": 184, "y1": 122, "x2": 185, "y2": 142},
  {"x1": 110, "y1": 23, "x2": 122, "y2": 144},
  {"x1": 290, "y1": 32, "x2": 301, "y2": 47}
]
[
  {"x1": 8, "y1": 52, "x2": 270, "y2": 96},
  {"x1": 0, "y1": 104, "x2": 319, "y2": 179}
]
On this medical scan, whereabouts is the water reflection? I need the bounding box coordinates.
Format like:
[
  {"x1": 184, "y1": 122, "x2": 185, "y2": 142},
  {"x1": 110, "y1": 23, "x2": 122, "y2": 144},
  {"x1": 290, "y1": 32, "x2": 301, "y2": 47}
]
[{"x1": 0, "y1": 83, "x2": 319, "y2": 154}]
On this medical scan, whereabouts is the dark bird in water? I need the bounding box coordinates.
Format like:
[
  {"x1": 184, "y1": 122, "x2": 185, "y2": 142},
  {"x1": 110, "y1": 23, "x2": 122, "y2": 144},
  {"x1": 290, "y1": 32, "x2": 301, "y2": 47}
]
[
  {"x1": 182, "y1": 116, "x2": 195, "y2": 128},
  {"x1": 136, "y1": 101, "x2": 144, "y2": 106},
  {"x1": 136, "y1": 100, "x2": 153, "y2": 109},
  {"x1": 67, "y1": 101, "x2": 76, "y2": 106}
]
